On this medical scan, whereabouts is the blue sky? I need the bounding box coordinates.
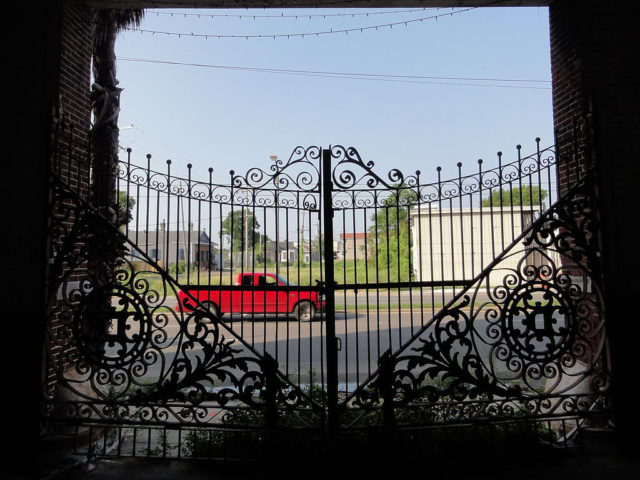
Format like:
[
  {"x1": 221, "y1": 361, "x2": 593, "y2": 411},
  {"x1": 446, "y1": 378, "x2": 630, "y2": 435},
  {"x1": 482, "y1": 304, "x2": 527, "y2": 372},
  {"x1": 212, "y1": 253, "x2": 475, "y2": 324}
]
[{"x1": 116, "y1": 6, "x2": 553, "y2": 184}]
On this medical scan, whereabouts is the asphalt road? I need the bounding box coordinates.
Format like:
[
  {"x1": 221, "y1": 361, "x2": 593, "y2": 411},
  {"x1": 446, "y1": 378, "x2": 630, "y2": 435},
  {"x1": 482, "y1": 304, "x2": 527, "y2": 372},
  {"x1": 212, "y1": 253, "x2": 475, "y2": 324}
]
[{"x1": 114, "y1": 305, "x2": 503, "y2": 394}]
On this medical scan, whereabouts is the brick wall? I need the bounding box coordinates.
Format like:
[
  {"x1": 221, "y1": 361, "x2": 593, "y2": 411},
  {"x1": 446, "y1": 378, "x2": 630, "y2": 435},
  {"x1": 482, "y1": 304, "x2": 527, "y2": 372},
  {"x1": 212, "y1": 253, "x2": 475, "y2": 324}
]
[
  {"x1": 549, "y1": 1, "x2": 591, "y2": 195},
  {"x1": 550, "y1": 0, "x2": 640, "y2": 449},
  {"x1": 46, "y1": 0, "x2": 93, "y2": 398},
  {"x1": 57, "y1": 0, "x2": 92, "y2": 194}
]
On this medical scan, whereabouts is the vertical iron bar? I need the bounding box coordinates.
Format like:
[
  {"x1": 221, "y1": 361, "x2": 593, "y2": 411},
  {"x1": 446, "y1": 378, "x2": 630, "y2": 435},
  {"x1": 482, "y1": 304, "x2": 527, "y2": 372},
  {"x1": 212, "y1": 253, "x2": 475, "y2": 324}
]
[
  {"x1": 196, "y1": 195, "x2": 202, "y2": 286},
  {"x1": 296, "y1": 195, "x2": 301, "y2": 388},
  {"x1": 468, "y1": 166, "x2": 475, "y2": 279},
  {"x1": 316, "y1": 199, "x2": 325, "y2": 402},
  {"x1": 395, "y1": 191, "x2": 401, "y2": 346},
  {"x1": 509, "y1": 156, "x2": 515, "y2": 242},
  {"x1": 166, "y1": 160, "x2": 172, "y2": 280},
  {"x1": 498, "y1": 151, "x2": 505, "y2": 253},
  {"x1": 351, "y1": 195, "x2": 359, "y2": 390},
  {"x1": 536, "y1": 139, "x2": 544, "y2": 213},
  {"x1": 187, "y1": 164, "x2": 192, "y2": 285},
  {"x1": 458, "y1": 163, "x2": 465, "y2": 283},
  {"x1": 218, "y1": 203, "x2": 223, "y2": 290},
  {"x1": 379, "y1": 349, "x2": 395, "y2": 429},
  {"x1": 478, "y1": 159, "x2": 484, "y2": 283},
  {"x1": 263, "y1": 353, "x2": 279, "y2": 431},
  {"x1": 415, "y1": 173, "x2": 425, "y2": 326},
  {"x1": 448, "y1": 183, "x2": 455, "y2": 297},
  {"x1": 144, "y1": 155, "x2": 151, "y2": 253},
  {"x1": 437, "y1": 167, "x2": 445, "y2": 306},
  {"x1": 363, "y1": 207, "x2": 372, "y2": 377},
  {"x1": 428, "y1": 200, "x2": 435, "y2": 317},
  {"x1": 122, "y1": 149, "x2": 129, "y2": 238},
  {"x1": 406, "y1": 200, "x2": 413, "y2": 336},
  {"x1": 385, "y1": 206, "x2": 392, "y2": 345},
  {"x1": 175, "y1": 164, "x2": 182, "y2": 284},
  {"x1": 374, "y1": 191, "x2": 381, "y2": 359},
  {"x1": 207, "y1": 168, "x2": 213, "y2": 294},
  {"x1": 321, "y1": 148, "x2": 338, "y2": 441},
  {"x1": 488, "y1": 159, "x2": 496, "y2": 263},
  {"x1": 229, "y1": 173, "x2": 235, "y2": 324}
]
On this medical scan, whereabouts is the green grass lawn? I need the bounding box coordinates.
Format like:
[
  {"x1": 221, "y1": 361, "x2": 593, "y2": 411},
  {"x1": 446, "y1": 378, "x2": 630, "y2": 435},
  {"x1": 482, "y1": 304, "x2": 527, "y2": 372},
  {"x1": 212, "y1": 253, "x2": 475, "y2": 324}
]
[{"x1": 137, "y1": 260, "x2": 414, "y2": 288}]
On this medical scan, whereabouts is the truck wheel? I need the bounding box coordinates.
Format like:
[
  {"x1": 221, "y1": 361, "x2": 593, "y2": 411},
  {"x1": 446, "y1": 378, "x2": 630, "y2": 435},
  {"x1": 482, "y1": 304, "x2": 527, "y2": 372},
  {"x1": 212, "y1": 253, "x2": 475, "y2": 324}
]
[
  {"x1": 294, "y1": 301, "x2": 315, "y2": 322},
  {"x1": 200, "y1": 301, "x2": 221, "y2": 319}
]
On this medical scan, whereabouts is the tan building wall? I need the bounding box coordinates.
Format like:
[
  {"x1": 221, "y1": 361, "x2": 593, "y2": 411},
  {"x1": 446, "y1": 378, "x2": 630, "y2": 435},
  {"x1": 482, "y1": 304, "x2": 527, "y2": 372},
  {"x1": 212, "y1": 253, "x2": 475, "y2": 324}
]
[
  {"x1": 338, "y1": 233, "x2": 369, "y2": 261},
  {"x1": 410, "y1": 206, "x2": 558, "y2": 286}
]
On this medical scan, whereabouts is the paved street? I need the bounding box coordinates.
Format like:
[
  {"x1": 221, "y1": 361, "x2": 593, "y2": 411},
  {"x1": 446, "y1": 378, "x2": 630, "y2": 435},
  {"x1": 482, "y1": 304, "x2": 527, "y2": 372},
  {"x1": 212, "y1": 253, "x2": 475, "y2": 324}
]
[{"x1": 117, "y1": 295, "x2": 515, "y2": 394}]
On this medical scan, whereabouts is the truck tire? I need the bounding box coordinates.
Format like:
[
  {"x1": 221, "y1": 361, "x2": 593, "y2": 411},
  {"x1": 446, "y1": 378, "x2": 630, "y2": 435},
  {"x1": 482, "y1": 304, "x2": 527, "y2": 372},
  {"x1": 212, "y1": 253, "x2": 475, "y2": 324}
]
[{"x1": 294, "y1": 301, "x2": 315, "y2": 322}]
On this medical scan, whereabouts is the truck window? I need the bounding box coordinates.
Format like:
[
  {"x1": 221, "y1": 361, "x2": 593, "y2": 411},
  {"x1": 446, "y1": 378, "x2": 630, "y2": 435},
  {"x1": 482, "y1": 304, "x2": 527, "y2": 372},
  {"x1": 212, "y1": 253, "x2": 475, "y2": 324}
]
[
  {"x1": 242, "y1": 275, "x2": 253, "y2": 286},
  {"x1": 258, "y1": 275, "x2": 277, "y2": 286}
]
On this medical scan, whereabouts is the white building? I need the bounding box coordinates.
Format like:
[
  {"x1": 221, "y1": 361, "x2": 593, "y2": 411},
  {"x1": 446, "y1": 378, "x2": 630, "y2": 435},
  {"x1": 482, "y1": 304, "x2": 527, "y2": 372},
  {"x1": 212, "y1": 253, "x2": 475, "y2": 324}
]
[{"x1": 410, "y1": 206, "x2": 558, "y2": 286}]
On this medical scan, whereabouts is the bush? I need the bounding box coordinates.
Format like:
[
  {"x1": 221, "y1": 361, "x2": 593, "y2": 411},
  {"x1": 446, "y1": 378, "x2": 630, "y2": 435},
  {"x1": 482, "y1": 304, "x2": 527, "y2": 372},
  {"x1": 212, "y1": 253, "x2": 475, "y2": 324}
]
[{"x1": 169, "y1": 260, "x2": 187, "y2": 276}]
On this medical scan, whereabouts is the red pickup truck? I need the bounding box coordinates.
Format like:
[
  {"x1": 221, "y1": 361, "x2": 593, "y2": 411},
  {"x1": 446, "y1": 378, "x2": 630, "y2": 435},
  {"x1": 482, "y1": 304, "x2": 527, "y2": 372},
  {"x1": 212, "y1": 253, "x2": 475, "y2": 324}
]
[{"x1": 177, "y1": 273, "x2": 324, "y2": 322}]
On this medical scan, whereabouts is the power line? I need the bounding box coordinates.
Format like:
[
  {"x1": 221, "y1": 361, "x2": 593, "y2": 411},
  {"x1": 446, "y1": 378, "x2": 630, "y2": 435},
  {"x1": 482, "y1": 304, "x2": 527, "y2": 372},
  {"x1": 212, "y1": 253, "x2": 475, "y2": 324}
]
[{"x1": 119, "y1": 57, "x2": 552, "y2": 89}]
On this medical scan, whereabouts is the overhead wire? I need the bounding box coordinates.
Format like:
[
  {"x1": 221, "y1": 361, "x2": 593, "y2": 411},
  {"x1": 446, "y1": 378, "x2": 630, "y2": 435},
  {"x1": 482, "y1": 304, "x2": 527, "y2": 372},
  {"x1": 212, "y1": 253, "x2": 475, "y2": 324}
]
[{"x1": 119, "y1": 57, "x2": 551, "y2": 89}]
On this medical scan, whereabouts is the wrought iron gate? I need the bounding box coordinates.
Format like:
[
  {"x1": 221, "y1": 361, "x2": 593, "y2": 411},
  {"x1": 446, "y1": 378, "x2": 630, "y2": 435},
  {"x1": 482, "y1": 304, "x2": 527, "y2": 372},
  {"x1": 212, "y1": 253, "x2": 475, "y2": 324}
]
[{"x1": 45, "y1": 127, "x2": 611, "y2": 460}]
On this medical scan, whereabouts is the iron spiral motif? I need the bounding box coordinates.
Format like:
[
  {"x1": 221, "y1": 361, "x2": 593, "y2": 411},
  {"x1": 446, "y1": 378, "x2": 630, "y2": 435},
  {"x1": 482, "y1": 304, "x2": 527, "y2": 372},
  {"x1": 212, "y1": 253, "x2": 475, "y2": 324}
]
[
  {"x1": 45, "y1": 175, "x2": 319, "y2": 427},
  {"x1": 231, "y1": 145, "x2": 321, "y2": 193},
  {"x1": 330, "y1": 145, "x2": 420, "y2": 191},
  {"x1": 46, "y1": 130, "x2": 610, "y2": 443},
  {"x1": 348, "y1": 175, "x2": 608, "y2": 426}
]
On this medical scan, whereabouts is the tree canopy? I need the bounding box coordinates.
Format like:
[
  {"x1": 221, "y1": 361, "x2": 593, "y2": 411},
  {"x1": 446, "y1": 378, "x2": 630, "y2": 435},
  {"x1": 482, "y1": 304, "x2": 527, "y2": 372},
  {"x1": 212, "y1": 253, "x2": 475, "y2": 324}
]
[
  {"x1": 117, "y1": 191, "x2": 136, "y2": 227},
  {"x1": 481, "y1": 185, "x2": 548, "y2": 208},
  {"x1": 367, "y1": 186, "x2": 417, "y2": 280},
  {"x1": 222, "y1": 210, "x2": 265, "y2": 252}
]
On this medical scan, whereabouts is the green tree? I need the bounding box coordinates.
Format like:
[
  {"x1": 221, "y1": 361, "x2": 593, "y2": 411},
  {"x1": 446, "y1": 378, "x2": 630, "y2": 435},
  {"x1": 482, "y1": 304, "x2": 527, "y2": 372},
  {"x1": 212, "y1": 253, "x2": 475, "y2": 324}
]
[
  {"x1": 481, "y1": 185, "x2": 548, "y2": 208},
  {"x1": 222, "y1": 210, "x2": 264, "y2": 252},
  {"x1": 117, "y1": 191, "x2": 136, "y2": 227},
  {"x1": 367, "y1": 186, "x2": 417, "y2": 280}
]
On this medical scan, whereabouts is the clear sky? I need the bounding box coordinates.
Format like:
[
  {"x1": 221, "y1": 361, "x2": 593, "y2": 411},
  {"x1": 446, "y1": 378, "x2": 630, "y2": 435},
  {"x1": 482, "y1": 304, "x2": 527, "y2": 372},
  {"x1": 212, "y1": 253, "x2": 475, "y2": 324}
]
[{"x1": 115, "y1": 6, "x2": 553, "y2": 185}]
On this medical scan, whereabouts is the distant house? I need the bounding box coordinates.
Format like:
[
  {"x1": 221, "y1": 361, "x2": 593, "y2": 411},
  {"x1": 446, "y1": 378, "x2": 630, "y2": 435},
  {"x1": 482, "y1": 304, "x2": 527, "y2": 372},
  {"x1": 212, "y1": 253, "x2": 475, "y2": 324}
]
[
  {"x1": 264, "y1": 240, "x2": 322, "y2": 265},
  {"x1": 127, "y1": 222, "x2": 218, "y2": 270},
  {"x1": 409, "y1": 206, "x2": 559, "y2": 286},
  {"x1": 337, "y1": 233, "x2": 370, "y2": 261}
]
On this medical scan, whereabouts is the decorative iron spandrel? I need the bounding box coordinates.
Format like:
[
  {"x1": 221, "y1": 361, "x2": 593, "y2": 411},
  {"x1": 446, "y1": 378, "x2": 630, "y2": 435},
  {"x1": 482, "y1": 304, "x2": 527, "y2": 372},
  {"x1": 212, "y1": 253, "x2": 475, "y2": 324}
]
[
  {"x1": 45, "y1": 126, "x2": 610, "y2": 456},
  {"x1": 345, "y1": 176, "x2": 609, "y2": 428},
  {"x1": 45, "y1": 176, "x2": 320, "y2": 429}
]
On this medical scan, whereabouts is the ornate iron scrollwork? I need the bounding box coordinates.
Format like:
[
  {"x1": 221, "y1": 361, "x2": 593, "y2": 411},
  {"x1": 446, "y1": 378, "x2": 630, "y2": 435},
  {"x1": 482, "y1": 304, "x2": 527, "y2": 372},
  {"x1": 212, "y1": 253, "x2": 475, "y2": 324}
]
[
  {"x1": 346, "y1": 174, "x2": 608, "y2": 427},
  {"x1": 330, "y1": 145, "x2": 419, "y2": 191},
  {"x1": 46, "y1": 175, "x2": 319, "y2": 428},
  {"x1": 231, "y1": 145, "x2": 321, "y2": 193},
  {"x1": 45, "y1": 133, "x2": 609, "y2": 454}
]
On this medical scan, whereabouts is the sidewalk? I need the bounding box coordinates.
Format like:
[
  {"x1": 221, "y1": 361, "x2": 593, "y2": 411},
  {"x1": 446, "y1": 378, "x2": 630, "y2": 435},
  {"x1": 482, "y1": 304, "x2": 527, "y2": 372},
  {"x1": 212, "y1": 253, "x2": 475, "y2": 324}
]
[
  {"x1": 35, "y1": 449, "x2": 640, "y2": 480},
  {"x1": 27, "y1": 431, "x2": 640, "y2": 480}
]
